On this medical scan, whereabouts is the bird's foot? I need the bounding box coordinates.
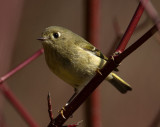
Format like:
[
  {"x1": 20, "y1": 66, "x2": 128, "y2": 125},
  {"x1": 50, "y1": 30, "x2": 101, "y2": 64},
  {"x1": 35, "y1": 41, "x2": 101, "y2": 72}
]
[
  {"x1": 58, "y1": 106, "x2": 66, "y2": 119},
  {"x1": 111, "y1": 51, "x2": 121, "y2": 67}
]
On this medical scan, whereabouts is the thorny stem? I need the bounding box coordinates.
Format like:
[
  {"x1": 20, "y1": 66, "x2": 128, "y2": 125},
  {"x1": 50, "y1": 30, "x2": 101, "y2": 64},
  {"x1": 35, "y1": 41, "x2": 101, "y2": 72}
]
[
  {"x1": 50, "y1": 2, "x2": 159, "y2": 126},
  {"x1": 51, "y1": 55, "x2": 118, "y2": 126},
  {"x1": 47, "y1": 94, "x2": 83, "y2": 127},
  {"x1": 52, "y1": 25, "x2": 158, "y2": 126}
]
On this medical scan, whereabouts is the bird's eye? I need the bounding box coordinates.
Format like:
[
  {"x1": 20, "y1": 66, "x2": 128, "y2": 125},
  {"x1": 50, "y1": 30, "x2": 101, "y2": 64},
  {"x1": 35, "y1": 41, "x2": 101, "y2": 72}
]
[{"x1": 53, "y1": 32, "x2": 61, "y2": 39}]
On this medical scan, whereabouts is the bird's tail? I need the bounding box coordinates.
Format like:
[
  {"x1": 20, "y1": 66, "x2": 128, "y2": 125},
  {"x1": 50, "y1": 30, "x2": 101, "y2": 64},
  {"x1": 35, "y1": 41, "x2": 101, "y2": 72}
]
[{"x1": 106, "y1": 72, "x2": 132, "y2": 93}]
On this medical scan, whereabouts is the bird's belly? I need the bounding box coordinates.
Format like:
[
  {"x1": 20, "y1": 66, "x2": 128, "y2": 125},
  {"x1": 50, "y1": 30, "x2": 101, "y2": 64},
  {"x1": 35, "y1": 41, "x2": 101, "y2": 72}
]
[{"x1": 45, "y1": 48, "x2": 106, "y2": 89}]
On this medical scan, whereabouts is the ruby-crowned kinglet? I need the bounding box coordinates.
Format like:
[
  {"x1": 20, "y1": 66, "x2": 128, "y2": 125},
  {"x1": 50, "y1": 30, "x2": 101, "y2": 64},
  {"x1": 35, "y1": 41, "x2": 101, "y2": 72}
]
[{"x1": 38, "y1": 26, "x2": 132, "y2": 96}]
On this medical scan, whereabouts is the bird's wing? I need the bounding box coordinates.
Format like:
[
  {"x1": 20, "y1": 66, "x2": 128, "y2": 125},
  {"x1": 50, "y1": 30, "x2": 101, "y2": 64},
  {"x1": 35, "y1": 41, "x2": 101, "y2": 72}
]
[
  {"x1": 74, "y1": 39, "x2": 108, "y2": 61},
  {"x1": 74, "y1": 37, "x2": 119, "y2": 71},
  {"x1": 81, "y1": 43, "x2": 120, "y2": 71},
  {"x1": 83, "y1": 44, "x2": 108, "y2": 61}
]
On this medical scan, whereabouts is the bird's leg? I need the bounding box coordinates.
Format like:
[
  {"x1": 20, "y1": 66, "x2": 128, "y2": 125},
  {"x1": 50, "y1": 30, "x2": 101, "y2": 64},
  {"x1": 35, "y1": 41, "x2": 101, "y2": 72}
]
[
  {"x1": 58, "y1": 106, "x2": 66, "y2": 119},
  {"x1": 111, "y1": 51, "x2": 121, "y2": 67},
  {"x1": 65, "y1": 88, "x2": 78, "y2": 106},
  {"x1": 59, "y1": 88, "x2": 78, "y2": 119}
]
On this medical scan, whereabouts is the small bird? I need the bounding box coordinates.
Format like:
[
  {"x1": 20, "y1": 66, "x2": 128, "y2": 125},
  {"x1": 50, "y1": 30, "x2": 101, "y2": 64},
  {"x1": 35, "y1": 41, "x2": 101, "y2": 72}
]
[{"x1": 38, "y1": 26, "x2": 132, "y2": 103}]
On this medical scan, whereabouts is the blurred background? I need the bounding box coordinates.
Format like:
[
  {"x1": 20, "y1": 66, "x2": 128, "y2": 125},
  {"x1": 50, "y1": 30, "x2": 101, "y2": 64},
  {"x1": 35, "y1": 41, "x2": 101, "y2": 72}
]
[{"x1": 0, "y1": 0, "x2": 160, "y2": 127}]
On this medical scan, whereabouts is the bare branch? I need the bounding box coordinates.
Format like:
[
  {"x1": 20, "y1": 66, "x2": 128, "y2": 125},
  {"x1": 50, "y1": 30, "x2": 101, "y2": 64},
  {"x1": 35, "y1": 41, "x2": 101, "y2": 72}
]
[
  {"x1": 115, "y1": 3, "x2": 144, "y2": 53},
  {"x1": 0, "y1": 48, "x2": 44, "y2": 84}
]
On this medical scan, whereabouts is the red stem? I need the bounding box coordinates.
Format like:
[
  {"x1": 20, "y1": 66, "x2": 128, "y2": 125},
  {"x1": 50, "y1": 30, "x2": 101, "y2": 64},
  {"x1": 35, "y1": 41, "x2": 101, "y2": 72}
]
[
  {"x1": 116, "y1": 2, "x2": 144, "y2": 53},
  {"x1": 87, "y1": 0, "x2": 102, "y2": 127},
  {"x1": 0, "y1": 48, "x2": 44, "y2": 84},
  {"x1": 0, "y1": 84, "x2": 39, "y2": 127},
  {"x1": 115, "y1": 25, "x2": 157, "y2": 63},
  {"x1": 140, "y1": 0, "x2": 160, "y2": 31},
  {"x1": 87, "y1": 0, "x2": 100, "y2": 46}
]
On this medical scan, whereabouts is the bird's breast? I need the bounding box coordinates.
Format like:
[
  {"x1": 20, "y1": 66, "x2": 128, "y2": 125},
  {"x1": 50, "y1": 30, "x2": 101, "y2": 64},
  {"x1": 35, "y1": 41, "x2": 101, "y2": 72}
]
[{"x1": 43, "y1": 45, "x2": 106, "y2": 89}]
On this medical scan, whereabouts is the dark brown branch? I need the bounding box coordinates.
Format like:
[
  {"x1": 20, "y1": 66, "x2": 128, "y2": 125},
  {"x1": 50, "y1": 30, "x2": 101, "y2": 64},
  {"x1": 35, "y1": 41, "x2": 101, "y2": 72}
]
[
  {"x1": 48, "y1": 2, "x2": 159, "y2": 126},
  {"x1": 51, "y1": 57, "x2": 117, "y2": 126},
  {"x1": 49, "y1": 2, "x2": 147, "y2": 126},
  {"x1": 50, "y1": 25, "x2": 157, "y2": 127}
]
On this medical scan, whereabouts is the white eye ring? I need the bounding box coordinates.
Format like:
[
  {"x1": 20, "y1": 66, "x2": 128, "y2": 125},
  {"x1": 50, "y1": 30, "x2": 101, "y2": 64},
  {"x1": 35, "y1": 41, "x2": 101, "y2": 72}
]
[{"x1": 53, "y1": 32, "x2": 61, "y2": 39}]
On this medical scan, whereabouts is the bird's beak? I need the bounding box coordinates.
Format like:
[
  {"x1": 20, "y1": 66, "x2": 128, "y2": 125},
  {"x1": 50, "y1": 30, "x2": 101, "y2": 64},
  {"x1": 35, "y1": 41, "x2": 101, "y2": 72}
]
[{"x1": 37, "y1": 37, "x2": 47, "y2": 41}]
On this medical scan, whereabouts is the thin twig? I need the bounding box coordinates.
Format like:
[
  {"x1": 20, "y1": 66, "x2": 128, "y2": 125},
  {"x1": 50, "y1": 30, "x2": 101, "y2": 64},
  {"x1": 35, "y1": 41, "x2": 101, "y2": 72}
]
[
  {"x1": 140, "y1": 0, "x2": 160, "y2": 31},
  {"x1": 0, "y1": 48, "x2": 44, "y2": 84},
  {"x1": 115, "y1": 2, "x2": 144, "y2": 53},
  {"x1": 0, "y1": 83, "x2": 39, "y2": 127},
  {"x1": 115, "y1": 25, "x2": 158, "y2": 64},
  {"x1": 47, "y1": 93, "x2": 83, "y2": 127},
  {"x1": 107, "y1": 18, "x2": 123, "y2": 56},
  {"x1": 48, "y1": 92, "x2": 54, "y2": 121}
]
